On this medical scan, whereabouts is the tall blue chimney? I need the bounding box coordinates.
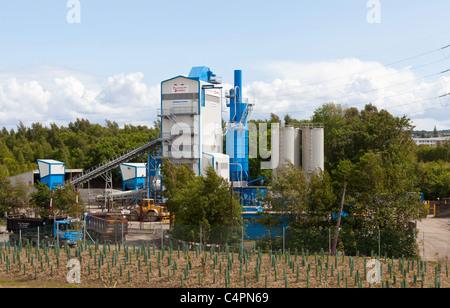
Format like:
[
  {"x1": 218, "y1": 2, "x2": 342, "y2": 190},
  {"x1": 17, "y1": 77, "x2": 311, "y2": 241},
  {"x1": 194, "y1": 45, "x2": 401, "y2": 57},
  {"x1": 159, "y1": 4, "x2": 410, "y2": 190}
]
[{"x1": 227, "y1": 70, "x2": 250, "y2": 182}]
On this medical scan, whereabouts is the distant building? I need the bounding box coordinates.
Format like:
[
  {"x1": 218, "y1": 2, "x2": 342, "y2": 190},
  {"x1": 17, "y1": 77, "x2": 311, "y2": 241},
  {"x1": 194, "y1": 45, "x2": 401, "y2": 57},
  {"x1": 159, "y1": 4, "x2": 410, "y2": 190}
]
[{"x1": 413, "y1": 137, "x2": 450, "y2": 147}]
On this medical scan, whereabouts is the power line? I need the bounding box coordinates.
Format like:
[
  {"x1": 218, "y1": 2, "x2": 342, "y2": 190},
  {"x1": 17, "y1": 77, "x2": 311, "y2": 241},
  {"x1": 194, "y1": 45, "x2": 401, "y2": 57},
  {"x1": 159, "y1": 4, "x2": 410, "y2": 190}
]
[
  {"x1": 247, "y1": 44, "x2": 450, "y2": 99},
  {"x1": 322, "y1": 69, "x2": 449, "y2": 103},
  {"x1": 252, "y1": 57, "x2": 449, "y2": 101},
  {"x1": 249, "y1": 67, "x2": 449, "y2": 109},
  {"x1": 249, "y1": 92, "x2": 449, "y2": 120}
]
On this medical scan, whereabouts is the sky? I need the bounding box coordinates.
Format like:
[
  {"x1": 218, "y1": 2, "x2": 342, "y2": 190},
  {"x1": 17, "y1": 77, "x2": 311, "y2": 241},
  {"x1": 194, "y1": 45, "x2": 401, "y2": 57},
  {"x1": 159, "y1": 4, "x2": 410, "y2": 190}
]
[{"x1": 0, "y1": 0, "x2": 449, "y2": 131}]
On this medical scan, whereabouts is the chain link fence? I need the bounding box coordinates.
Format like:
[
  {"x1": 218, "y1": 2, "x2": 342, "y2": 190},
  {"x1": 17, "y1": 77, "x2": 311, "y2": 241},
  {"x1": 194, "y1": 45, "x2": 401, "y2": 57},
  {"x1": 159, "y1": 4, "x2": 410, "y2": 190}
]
[{"x1": 1, "y1": 221, "x2": 449, "y2": 261}]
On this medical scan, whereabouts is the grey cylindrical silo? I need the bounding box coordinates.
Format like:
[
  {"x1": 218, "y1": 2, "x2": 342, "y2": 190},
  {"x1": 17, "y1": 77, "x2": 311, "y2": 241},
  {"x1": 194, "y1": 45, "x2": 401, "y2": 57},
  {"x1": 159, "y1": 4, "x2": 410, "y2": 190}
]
[
  {"x1": 302, "y1": 127, "x2": 324, "y2": 180},
  {"x1": 280, "y1": 127, "x2": 301, "y2": 168}
]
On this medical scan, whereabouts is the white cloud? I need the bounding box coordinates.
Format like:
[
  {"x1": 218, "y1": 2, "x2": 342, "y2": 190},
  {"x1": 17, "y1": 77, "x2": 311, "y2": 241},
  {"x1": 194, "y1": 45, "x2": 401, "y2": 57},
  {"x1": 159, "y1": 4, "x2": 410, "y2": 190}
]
[
  {"x1": 97, "y1": 72, "x2": 154, "y2": 106},
  {"x1": 411, "y1": 117, "x2": 450, "y2": 131},
  {"x1": 0, "y1": 67, "x2": 160, "y2": 130},
  {"x1": 245, "y1": 59, "x2": 450, "y2": 130},
  {"x1": 0, "y1": 77, "x2": 52, "y2": 121},
  {"x1": 0, "y1": 60, "x2": 448, "y2": 131}
]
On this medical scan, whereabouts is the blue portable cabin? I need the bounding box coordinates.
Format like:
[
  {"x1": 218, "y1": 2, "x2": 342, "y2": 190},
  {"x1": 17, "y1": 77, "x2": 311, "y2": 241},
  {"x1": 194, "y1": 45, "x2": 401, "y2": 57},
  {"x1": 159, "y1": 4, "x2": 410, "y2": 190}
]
[
  {"x1": 36, "y1": 159, "x2": 66, "y2": 190},
  {"x1": 119, "y1": 163, "x2": 147, "y2": 191}
]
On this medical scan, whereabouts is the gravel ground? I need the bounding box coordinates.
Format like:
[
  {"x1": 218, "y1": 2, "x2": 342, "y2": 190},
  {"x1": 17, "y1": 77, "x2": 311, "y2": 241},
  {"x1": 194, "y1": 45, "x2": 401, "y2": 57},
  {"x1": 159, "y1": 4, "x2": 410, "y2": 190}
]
[{"x1": 416, "y1": 215, "x2": 450, "y2": 261}]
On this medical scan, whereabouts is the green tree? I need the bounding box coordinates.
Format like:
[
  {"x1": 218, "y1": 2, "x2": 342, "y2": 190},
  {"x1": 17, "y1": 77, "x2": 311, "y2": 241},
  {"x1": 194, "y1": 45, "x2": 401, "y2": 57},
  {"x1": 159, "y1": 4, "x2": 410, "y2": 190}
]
[
  {"x1": 0, "y1": 176, "x2": 14, "y2": 215},
  {"x1": 161, "y1": 160, "x2": 241, "y2": 244},
  {"x1": 160, "y1": 158, "x2": 196, "y2": 227},
  {"x1": 307, "y1": 169, "x2": 337, "y2": 226},
  {"x1": 265, "y1": 162, "x2": 309, "y2": 226},
  {"x1": 416, "y1": 143, "x2": 450, "y2": 163},
  {"x1": 29, "y1": 181, "x2": 51, "y2": 217},
  {"x1": 335, "y1": 151, "x2": 427, "y2": 230},
  {"x1": 8, "y1": 180, "x2": 29, "y2": 214},
  {"x1": 264, "y1": 163, "x2": 336, "y2": 228},
  {"x1": 312, "y1": 103, "x2": 415, "y2": 171},
  {"x1": 1, "y1": 118, "x2": 161, "y2": 178},
  {"x1": 30, "y1": 182, "x2": 85, "y2": 217},
  {"x1": 310, "y1": 103, "x2": 423, "y2": 229},
  {"x1": 52, "y1": 184, "x2": 86, "y2": 218},
  {"x1": 416, "y1": 161, "x2": 450, "y2": 200}
]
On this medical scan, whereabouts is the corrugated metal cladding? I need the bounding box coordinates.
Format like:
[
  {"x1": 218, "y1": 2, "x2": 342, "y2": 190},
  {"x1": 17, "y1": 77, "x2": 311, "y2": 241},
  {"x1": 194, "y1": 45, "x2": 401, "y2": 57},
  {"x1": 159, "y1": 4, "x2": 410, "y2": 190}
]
[
  {"x1": 205, "y1": 94, "x2": 220, "y2": 104},
  {"x1": 162, "y1": 93, "x2": 199, "y2": 100}
]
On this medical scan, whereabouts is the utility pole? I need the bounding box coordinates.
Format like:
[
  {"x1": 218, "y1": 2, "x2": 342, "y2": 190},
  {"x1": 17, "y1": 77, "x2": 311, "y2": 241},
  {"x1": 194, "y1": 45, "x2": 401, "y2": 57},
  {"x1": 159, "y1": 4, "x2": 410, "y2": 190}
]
[
  {"x1": 332, "y1": 182, "x2": 347, "y2": 256},
  {"x1": 75, "y1": 186, "x2": 79, "y2": 218},
  {"x1": 49, "y1": 189, "x2": 54, "y2": 216}
]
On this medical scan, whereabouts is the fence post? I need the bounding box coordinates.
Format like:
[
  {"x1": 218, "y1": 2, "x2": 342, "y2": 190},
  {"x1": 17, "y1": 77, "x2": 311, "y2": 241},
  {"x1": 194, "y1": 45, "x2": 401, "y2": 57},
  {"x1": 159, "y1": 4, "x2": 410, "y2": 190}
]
[
  {"x1": 378, "y1": 228, "x2": 381, "y2": 258},
  {"x1": 37, "y1": 227, "x2": 40, "y2": 250},
  {"x1": 161, "y1": 223, "x2": 163, "y2": 249},
  {"x1": 83, "y1": 214, "x2": 86, "y2": 244},
  {"x1": 241, "y1": 225, "x2": 244, "y2": 250},
  {"x1": 329, "y1": 229, "x2": 331, "y2": 255},
  {"x1": 423, "y1": 231, "x2": 425, "y2": 261},
  {"x1": 283, "y1": 227, "x2": 285, "y2": 255}
]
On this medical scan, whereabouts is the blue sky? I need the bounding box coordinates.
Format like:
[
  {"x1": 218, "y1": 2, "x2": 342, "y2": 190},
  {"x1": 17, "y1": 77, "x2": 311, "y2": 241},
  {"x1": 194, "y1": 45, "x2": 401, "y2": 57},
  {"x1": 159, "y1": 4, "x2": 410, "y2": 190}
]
[{"x1": 0, "y1": 0, "x2": 449, "y2": 130}]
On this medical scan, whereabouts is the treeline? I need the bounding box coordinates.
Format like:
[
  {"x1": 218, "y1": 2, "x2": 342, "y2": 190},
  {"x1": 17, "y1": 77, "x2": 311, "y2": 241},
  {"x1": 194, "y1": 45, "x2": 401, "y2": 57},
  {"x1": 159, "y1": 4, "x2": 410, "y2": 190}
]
[
  {"x1": 0, "y1": 118, "x2": 161, "y2": 178},
  {"x1": 0, "y1": 104, "x2": 448, "y2": 202},
  {"x1": 248, "y1": 103, "x2": 450, "y2": 201},
  {"x1": 247, "y1": 103, "x2": 448, "y2": 256}
]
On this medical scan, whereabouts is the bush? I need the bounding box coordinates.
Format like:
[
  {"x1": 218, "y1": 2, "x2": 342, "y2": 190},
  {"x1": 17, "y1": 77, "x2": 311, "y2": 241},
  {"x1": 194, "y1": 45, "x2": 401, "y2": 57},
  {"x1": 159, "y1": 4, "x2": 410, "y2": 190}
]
[{"x1": 255, "y1": 227, "x2": 419, "y2": 257}]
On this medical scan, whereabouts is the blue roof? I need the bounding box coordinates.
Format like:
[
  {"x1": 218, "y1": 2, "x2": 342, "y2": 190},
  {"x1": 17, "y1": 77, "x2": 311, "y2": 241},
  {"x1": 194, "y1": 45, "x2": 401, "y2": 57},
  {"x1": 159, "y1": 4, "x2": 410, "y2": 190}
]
[{"x1": 188, "y1": 66, "x2": 212, "y2": 82}]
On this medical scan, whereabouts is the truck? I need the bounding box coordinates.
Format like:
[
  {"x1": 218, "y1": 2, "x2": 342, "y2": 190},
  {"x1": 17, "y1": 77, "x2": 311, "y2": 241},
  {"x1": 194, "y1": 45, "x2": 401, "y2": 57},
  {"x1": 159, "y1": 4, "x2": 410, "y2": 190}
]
[
  {"x1": 128, "y1": 198, "x2": 170, "y2": 222},
  {"x1": 85, "y1": 213, "x2": 128, "y2": 244},
  {"x1": 6, "y1": 214, "x2": 82, "y2": 246}
]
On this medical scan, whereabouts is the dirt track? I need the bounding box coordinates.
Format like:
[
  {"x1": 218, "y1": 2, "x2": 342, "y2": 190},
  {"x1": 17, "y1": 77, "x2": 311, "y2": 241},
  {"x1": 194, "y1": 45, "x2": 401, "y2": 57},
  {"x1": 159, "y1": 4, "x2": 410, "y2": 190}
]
[{"x1": 416, "y1": 215, "x2": 450, "y2": 261}]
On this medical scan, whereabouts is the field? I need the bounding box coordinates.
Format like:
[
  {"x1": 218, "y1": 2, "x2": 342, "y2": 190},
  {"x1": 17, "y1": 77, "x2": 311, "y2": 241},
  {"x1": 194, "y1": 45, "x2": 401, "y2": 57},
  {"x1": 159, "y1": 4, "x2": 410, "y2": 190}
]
[{"x1": 0, "y1": 240, "x2": 449, "y2": 289}]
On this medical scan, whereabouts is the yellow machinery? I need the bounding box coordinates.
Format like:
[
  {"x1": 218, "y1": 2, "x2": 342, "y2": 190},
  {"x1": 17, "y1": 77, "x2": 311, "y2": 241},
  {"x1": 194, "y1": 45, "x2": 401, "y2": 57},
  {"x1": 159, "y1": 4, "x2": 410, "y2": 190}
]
[{"x1": 129, "y1": 199, "x2": 170, "y2": 222}]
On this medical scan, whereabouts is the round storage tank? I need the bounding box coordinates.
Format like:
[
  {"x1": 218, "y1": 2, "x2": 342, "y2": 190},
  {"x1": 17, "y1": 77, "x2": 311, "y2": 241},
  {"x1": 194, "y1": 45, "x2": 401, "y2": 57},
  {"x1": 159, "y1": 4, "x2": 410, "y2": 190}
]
[
  {"x1": 302, "y1": 128, "x2": 313, "y2": 174},
  {"x1": 281, "y1": 127, "x2": 300, "y2": 168},
  {"x1": 311, "y1": 128, "x2": 324, "y2": 173},
  {"x1": 302, "y1": 127, "x2": 324, "y2": 180}
]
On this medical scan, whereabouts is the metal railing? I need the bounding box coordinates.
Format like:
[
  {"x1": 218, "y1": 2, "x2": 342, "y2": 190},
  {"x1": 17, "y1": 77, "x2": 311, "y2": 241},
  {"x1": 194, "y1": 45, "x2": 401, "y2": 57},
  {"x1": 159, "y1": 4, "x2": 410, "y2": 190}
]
[
  {"x1": 158, "y1": 106, "x2": 199, "y2": 117},
  {"x1": 65, "y1": 137, "x2": 166, "y2": 187}
]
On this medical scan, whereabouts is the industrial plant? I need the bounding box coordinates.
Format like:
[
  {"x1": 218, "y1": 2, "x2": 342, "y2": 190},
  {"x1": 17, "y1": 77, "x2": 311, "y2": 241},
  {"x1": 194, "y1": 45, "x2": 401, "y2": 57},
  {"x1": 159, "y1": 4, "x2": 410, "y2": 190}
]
[
  {"x1": 23, "y1": 67, "x2": 325, "y2": 220},
  {"x1": 3, "y1": 67, "x2": 327, "y2": 242}
]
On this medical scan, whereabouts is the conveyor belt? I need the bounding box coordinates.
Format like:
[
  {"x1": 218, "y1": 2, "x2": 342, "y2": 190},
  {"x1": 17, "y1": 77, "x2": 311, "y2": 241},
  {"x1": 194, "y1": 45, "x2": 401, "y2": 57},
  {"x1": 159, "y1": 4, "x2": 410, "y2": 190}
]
[{"x1": 67, "y1": 137, "x2": 166, "y2": 187}]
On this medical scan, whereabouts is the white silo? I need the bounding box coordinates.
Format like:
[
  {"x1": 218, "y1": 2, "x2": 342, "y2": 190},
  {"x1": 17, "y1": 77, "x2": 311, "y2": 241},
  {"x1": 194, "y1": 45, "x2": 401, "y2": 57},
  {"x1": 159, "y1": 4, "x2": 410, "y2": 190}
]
[
  {"x1": 280, "y1": 127, "x2": 301, "y2": 168},
  {"x1": 302, "y1": 125, "x2": 324, "y2": 180},
  {"x1": 302, "y1": 128, "x2": 312, "y2": 175},
  {"x1": 311, "y1": 127, "x2": 324, "y2": 173}
]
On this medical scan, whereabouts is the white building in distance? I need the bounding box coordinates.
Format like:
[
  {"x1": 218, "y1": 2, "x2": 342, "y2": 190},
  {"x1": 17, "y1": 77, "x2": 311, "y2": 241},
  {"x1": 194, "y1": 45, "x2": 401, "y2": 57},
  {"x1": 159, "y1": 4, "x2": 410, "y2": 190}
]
[{"x1": 413, "y1": 137, "x2": 450, "y2": 147}]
